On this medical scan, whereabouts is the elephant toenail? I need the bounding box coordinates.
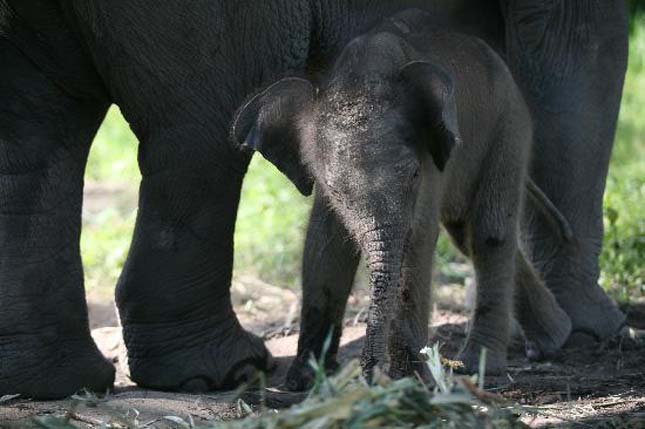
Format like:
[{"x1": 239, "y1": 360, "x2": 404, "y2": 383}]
[
  {"x1": 180, "y1": 376, "x2": 211, "y2": 393},
  {"x1": 525, "y1": 341, "x2": 543, "y2": 361},
  {"x1": 564, "y1": 330, "x2": 600, "y2": 348},
  {"x1": 233, "y1": 363, "x2": 259, "y2": 384}
]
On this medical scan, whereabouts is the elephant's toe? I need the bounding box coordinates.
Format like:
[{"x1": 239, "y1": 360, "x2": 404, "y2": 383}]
[
  {"x1": 525, "y1": 340, "x2": 558, "y2": 361},
  {"x1": 519, "y1": 306, "x2": 571, "y2": 363},
  {"x1": 456, "y1": 344, "x2": 507, "y2": 376},
  {"x1": 126, "y1": 324, "x2": 273, "y2": 392},
  {"x1": 284, "y1": 356, "x2": 338, "y2": 391},
  {"x1": 564, "y1": 324, "x2": 643, "y2": 350},
  {"x1": 0, "y1": 337, "x2": 115, "y2": 400},
  {"x1": 564, "y1": 329, "x2": 600, "y2": 348}
]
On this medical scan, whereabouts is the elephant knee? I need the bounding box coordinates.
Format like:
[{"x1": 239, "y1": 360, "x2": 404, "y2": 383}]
[
  {"x1": 484, "y1": 236, "x2": 506, "y2": 248},
  {"x1": 472, "y1": 229, "x2": 513, "y2": 256}
]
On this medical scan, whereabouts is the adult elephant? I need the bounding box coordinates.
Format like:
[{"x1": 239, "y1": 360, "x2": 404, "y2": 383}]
[{"x1": 0, "y1": 0, "x2": 628, "y2": 399}]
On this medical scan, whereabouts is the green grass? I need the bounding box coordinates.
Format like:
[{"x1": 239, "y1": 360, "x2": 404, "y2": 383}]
[
  {"x1": 81, "y1": 108, "x2": 139, "y2": 297},
  {"x1": 85, "y1": 107, "x2": 140, "y2": 183},
  {"x1": 81, "y1": 17, "x2": 645, "y2": 301},
  {"x1": 234, "y1": 157, "x2": 310, "y2": 286},
  {"x1": 81, "y1": 209, "x2": 137, "y2": 295},
  {"x1": 600, "y1": 12, "x2": 645, "y2": 302}
]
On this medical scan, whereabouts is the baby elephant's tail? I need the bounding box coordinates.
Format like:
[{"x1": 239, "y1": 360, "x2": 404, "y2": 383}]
[{"x1": 525, "y1": 180, "x2": 574, "y2": 243}]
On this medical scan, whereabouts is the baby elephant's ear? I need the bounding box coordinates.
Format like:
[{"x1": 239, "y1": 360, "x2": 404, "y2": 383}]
[
  {"x1": 231, "y1": 77, "x2": 316, "y2": 196},
  {"x1": 400, "y1": 61, "x2": 461, "y2": 171}
]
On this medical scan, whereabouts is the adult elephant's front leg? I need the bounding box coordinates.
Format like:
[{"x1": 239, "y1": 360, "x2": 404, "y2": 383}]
[
  {"x1": 0, "y1": 41, "x2": 114, "y2": 399},
  {"x1": 116, "y1": 142, "x2": 272, "y2": 392},
  {"x1": 504, "y1": 1, "x2": 629, "y2": 342}
]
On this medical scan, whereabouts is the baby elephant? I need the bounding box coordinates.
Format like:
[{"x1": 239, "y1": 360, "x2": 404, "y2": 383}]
[{"x1": 232, "y1": 10, "x2": 572, "y2": 385}]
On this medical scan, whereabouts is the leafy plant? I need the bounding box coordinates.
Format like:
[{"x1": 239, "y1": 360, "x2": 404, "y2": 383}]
[
  {"x1": 210, "y1": 345, "x2": 524, "y2": 429},
  {"x1": 600, "y1": 10, "x2": 645, "y2": 302}
]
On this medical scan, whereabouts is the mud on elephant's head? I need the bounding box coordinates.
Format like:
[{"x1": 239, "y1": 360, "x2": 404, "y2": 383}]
[{"x1": 232, "y1": 33, "x2": 459, "y2": 260}]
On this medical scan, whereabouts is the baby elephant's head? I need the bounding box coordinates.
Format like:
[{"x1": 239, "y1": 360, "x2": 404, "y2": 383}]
[
  {"x1": 232, "y1": 38, "x2": 461, "y2": 375},
  {"x1": 231, "y1": 55, "x2": 460, "y2": 267}
]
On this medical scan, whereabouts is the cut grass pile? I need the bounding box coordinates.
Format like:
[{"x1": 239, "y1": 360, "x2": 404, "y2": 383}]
[
  {"x1": 214, "y1": 363, "x2": 523, "y2": 429},
  {"x1": 31, "y1": 346, "x2": 527, "y2": 429}
]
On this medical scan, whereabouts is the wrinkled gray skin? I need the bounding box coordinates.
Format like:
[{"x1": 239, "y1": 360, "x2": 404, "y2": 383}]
[
  {"x1": 233, "y1": 11, "x2": 574, "y2": 382},
  {"x1": 0, "y1": 0, "x2": 627, "y2": 399}
]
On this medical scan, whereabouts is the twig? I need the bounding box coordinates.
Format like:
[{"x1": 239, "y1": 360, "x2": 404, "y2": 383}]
[
  {"x1": 140, "y1": 418, "x2": 162, "y2": 428},
  {"x1": 69, "y1": 411, "x2": 105, "y2": 426},
  {"x1": 459, "y1": 377, "x2": 508, "y2": 405}
]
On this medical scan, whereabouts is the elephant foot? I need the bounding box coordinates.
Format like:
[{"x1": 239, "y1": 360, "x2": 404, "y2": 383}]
[
  {"x1": 124, "y1": 316, "x2": 273, "y2": 392},
  {"x1": 553, "y1": 282, "x2": 626, "y2": 345},
  {"x1": 284, "y1": 355, "x2": 339, "y2": 391},
  {"x1": 388, "y1": 360, "x2": 431, "y2": 382},
  {"x1": 561, "y1": 312, "x2": 626, "y2": 349},
  {"x1": 456, "y1": 341, "x2": 507, "y2": 376},
  {"x1": 521, "y1": 305, "x2": 572, "y2": 361},
  {"x1": 387, "y1": 346, "x2": 431, "y2": 382},
  {"x1": 564, "y1": 324, "x2": 637, "y2": 349},
  {"x1": 0, "y1": 336, "x2": 115, "y2": 400}
]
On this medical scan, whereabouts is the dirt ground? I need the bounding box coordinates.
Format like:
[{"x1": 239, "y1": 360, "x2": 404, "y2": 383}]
[
  {"x1": 1, "y1": 183, "x2": 643, "y2": 428},
  {"x1": 1, "y1": 275, "x2": 643, "y2": 429}
]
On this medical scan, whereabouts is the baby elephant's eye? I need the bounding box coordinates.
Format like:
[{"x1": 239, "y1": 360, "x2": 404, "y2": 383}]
[
  {"x1": 412, "y1": 169, "x2": 420, "y2": 179},
  {"x1": 407, "y1": 168, "x2": 421, "y2": 190}
]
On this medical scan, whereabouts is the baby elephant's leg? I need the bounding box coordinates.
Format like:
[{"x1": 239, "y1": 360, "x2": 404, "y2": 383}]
[
  {"x1": 388, "y1": 222, "x2": 439, "y2": 380},
  {"x1": 515, "y1": 251, "x2": 572, "y2": 360},
  {"x1": 457, "y1": 202, "x2": 518, "y2": 374},
  {"x1": 285, "y1": 192, "x2": 360, "y2": 391},
  {"x1": 458, "y1": 235, "x2": 515, "y2": 374}
]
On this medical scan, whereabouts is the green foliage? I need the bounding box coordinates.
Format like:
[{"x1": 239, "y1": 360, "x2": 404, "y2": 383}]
[
  {"x1": 81, "y1": 209, "x2": 136, "y2": 294},
  {"x1": 215, "y1": 346, "x2": 522, "y2": 429},
  {"x1": 629, "y1": 1, "x2": 645, "y2": 29},
  {"x1": 86, "y1": 107, "x2": 140, "y2": 183},
  {"x1": 234, "y1": 156, "x2": 310, "y2": 287},
  {"x1": 81, "y1": 107, "x2": 139, "y2": 293},
  {"x1": 601, "y1": 11, "x2": 645, "y2": 302}
]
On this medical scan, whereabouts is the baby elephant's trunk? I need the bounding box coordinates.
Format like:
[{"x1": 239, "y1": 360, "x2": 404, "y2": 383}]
[{"x1": 359, "y1": 225, "x2": 407, "y2": 379}]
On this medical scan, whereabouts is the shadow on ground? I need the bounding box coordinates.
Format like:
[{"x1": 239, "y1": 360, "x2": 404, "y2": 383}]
[{"x1": 1, "y1": 283, "x2": 644, "y2": 428}]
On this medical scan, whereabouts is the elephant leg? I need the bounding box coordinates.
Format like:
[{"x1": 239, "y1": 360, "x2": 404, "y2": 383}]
[
  {"x1": 457, "y1": 226, "x2": 515, "y2": 375},
  {"x1": 285, "y1": 191, "x2": 360, "y2": 391},
  {"x1": 455, "y1": 154, "x2": 524, "y2": 375},
  {"x1": 525, "y1": 119, "x2": 627, "y2": 344},
  {"x1": 446, "y1": 224, "x2": 571, "y2": 360},
  {"x1": 388, "y1": 219, "x2": 439, "y2": 381},
  {"x1": 505, "y1": 1, "x2": 628, "y2": 343},
  {"x1": 514, "y1": 250, "x2": 571, "y2": 360},
  {"x1": 448, "y1": 223, "x2": 571, "y2": 361},
  {"x1": 444, "y1": 221, "x2": 570, "y2": 357},
  {"x1": 0, "y1": 41, "x2": 114, "y2": 399},
  {"x1": 115, "y1": 131, "x2": 272, "y2": 392}
]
